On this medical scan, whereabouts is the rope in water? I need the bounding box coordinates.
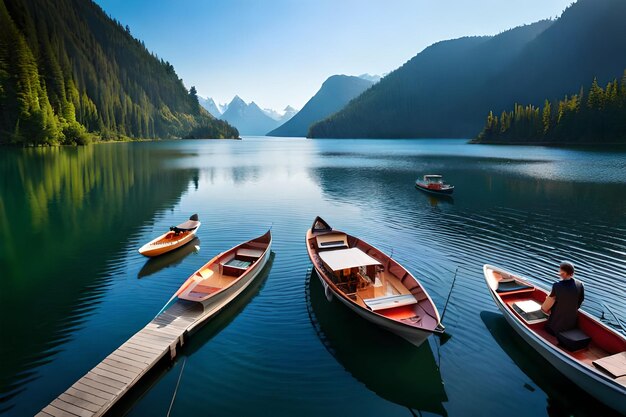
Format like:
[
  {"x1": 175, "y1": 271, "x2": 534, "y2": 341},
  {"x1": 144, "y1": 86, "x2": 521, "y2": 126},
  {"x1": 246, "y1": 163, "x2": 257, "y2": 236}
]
[{"x1": 166, "y1": 357, "x2": 187, "y2": 417}]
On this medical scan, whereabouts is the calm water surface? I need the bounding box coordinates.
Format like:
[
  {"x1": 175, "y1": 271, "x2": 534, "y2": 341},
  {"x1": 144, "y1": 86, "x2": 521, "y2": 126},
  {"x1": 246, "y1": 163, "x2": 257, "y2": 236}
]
[{"x1": 1, "y1": 138, "x2": 625, "y2": 417}]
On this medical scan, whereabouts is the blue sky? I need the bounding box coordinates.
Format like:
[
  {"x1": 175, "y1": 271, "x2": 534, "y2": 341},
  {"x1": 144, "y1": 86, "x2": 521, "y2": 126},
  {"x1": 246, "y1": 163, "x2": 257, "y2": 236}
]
[{"x1": 95, "y1": 0, "x2": 573, "y2": 111}]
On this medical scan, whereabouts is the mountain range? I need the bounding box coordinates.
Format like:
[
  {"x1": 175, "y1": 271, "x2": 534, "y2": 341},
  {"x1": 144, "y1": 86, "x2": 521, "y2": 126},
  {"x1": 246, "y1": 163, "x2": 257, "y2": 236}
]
[
  {"x1": 268, "y1": 75, "x2": 374, "y2": 137},
  {"x1": 216, "y1": 96, "x2": 297, "y2": 135},
  {"x1": 0, "y1": 0, "x2": 238, "y2": 145},
  {"x1": 308, "y1": 0, "x2": 626, "y2": 139},
  {"x1": 198, "y1": 96, "x2": 222, "y2": 117}
]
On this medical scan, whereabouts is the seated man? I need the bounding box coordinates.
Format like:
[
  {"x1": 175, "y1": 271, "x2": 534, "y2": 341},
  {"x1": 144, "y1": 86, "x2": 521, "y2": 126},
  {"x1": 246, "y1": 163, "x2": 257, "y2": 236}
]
[{"x1": 541, "y1": 262, "x2": 584, "y2": 335}]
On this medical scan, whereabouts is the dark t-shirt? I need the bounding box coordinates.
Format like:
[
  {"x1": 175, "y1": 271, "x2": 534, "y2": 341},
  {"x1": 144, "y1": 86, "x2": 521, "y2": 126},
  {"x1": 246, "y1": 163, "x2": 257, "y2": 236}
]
[{"x1": 546, "y1": 278, "x2": 584, "y2": 334}]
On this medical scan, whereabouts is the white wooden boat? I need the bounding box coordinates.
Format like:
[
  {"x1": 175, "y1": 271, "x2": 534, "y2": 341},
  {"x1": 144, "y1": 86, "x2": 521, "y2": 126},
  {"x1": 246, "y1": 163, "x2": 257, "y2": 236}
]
[
  {"x1": 483, "y1": 264, "x2": 626, "y2": 415},
  {"x1": 165, "y1": 230, "x2": 271, "y2": 319},
  {"x1": 306, "y1": 217, "x2": 444, "y2": 347}
]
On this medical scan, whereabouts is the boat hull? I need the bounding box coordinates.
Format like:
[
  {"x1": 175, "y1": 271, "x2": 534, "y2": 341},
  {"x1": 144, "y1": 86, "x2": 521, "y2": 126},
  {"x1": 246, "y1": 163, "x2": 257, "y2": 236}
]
[
  {"x1": 485, "y1": 266, "x2": 626, "y2": 415},
  {"x1": 138, "y1": 227, "x2": 199, "y2": 257},
  {"x1": 187, "y1": 241, "x2": 271, "y2": 330},
  {"x1": 415, "y1": 182, "x2": 454, "y2": 195},
  {"x1": 314, "y1": 270, "x2": 432, "y2": 347}
]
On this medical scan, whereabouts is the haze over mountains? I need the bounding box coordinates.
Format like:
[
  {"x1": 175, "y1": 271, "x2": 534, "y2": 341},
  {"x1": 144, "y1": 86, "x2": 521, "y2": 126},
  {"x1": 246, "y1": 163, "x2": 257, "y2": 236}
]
[
  {"x1": 268, "y1": 75, "x2": 375, "y2": 137},
  {"x1": 309, "y1": 0, "x2": 626, "y2": 139}
]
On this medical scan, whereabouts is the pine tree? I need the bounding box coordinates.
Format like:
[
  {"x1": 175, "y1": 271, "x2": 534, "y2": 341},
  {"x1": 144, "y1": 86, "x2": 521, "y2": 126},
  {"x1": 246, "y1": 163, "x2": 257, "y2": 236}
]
[{"x1": 542, "y1": 99, "x2": 551, "y2": 134}]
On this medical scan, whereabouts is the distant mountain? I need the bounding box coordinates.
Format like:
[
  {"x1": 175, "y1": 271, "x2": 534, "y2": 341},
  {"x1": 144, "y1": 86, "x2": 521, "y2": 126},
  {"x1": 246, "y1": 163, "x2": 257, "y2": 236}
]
[
  {"x1": 0, "y1": 0, "x2": 238, "y2": 145},
  {"x1": 281, "y1": 106, "x2": 298, "y2": 122},
  {"x1": 219, "y1": 96, "x2": 280, "y2": 135},
  {"x1": 358, "y1": 74, "x2": 382, "y2": 83},
  {"x1": 263, "y1": 108, "x2": 283, "y2": 120},
  {"x1": 268, "y1": 75, "x2": 374, "y2": 137},
  {"x1": 198, "y1": 96, "x2": 221, "y2": 117},
  {"x1": 309, "y1": 0, "x2": 626, "y2": 139}
]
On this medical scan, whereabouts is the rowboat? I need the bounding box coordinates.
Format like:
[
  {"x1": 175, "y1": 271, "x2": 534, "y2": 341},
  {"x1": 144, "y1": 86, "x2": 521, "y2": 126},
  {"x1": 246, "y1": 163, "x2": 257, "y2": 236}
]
[
  {"x1": 415, "y1": 175, "x2": 454, "y2": 195},
  {"x1": 481, "y1": 311, "x2": 622, "y2": 416},
  {"x1": 308, "y1": 273, "x2": 448, "y2": 415},
  {"x1": 169, "y1": 230, "x2": 271, "y2": 316},
  {"x1": 138, "y1": 214, "x2": 201, "y2": 257},
  {"x1": 306, "y1": 216, "x2": 444, "y2": 346},
  {"x1": 483, "y1": 264, "x2": 626, "y2": 415}
]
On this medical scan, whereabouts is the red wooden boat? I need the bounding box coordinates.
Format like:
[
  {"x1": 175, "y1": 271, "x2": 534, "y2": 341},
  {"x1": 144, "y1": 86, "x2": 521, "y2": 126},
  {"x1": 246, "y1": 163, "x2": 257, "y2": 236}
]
[
  {"x1": 484, "y1": 264, "x2": 626, "y2": 414},
  {"x1": 306, "y1": 217, "x2": 444, "y2": 346}
]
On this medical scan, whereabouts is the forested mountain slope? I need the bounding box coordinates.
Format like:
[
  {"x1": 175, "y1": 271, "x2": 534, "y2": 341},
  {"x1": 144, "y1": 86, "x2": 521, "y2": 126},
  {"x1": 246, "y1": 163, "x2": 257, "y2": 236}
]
[{"x1": 0, "y1": 0, "x2": 238, "y2": 145}]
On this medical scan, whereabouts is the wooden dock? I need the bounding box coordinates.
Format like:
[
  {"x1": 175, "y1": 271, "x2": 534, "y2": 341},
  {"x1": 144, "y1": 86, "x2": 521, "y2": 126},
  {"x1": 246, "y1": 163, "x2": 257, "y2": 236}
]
[{"x1": 36, "y1": 300, "x2": 206, "y2": 417}]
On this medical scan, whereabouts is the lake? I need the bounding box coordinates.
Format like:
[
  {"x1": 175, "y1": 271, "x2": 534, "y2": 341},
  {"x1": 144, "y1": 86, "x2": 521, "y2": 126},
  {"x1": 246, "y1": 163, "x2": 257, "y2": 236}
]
[{"x1": 0, "y1": 138, "x2": 625, "y2": 417}]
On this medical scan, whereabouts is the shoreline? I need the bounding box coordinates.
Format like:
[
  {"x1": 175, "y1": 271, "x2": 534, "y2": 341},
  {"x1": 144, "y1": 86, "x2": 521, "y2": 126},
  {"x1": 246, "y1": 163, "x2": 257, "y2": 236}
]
[
  {"x1": 470, "y1": 139, "x2": 626, "y2": 148},
  {"x1": 0, "y1": 136, "x2": 242, "y2": 148}
]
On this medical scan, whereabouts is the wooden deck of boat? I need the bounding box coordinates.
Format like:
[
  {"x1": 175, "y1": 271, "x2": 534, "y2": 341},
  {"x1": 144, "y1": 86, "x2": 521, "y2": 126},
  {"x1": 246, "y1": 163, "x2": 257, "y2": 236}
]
[{"x1": 36, "y1": 300, "x2": 205, "y2": 417}]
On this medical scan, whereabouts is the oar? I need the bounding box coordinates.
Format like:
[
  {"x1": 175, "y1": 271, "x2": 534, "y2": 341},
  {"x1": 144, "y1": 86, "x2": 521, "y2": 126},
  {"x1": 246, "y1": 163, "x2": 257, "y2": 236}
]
[
  {"x1": 434, "y1": 266, "x2": 459, "y2": 346},
  {"x1": 601, "y1": 302, "x2": 626, "y2": 336}
]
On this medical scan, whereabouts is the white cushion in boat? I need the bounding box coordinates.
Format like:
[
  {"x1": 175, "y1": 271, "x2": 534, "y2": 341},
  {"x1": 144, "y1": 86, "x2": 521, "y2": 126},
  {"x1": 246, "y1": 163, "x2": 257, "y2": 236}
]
[
  {"x1": 364, "y1": 294, "x2": 417, "y2": 311},
  {"x1": 316, "y1": 233, "x2": 348, "y2": 249},
  {"x1": 593, "y1": 352, "x2": 626, "y2": 378},
  {"x1": 237, "y1": 248, "x2": 263, "y2": 258}
]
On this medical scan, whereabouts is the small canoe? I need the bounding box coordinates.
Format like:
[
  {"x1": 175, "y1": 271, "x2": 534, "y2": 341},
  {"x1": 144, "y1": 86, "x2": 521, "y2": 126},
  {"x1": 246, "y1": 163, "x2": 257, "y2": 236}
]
[
  {"x1": 306, "y1": 216, "x2": 444, "y2": 346},
  {"x1": 172, "y1": 230, "x2": 271, "y2": 313},
  {"x1": 483, "y1": 264, "x2": 626, "y2": 415},
  {"x1": 138, "y1": 214, "x2": 201, "y2": 257},
  {"x1": 415, "y1": 174, "x2": 454, "y2": 195}
]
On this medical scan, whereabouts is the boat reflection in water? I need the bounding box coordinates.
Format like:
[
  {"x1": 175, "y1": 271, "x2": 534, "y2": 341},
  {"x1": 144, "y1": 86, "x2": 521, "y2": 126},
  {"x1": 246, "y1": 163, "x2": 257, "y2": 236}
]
[
  {"x1": 111, "y1": 253, "x2": 274, "y2": 416},
  {"x1": 137, "y1": 237, "x2": 201, "y2": 278},
  {"x1": 481, "y1": 311, "x2": 622, "y2": 417},
  {"x1": 308, "y1": 272, "x2": 448, "y2": 416},
  {"x1": 426, "y1": 194, "x2": 454, "y2": 208}
]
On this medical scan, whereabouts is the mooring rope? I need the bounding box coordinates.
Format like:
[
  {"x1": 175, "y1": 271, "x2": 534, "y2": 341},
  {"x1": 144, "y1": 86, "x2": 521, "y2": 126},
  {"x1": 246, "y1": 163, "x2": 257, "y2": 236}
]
[{"x1": 166, "y1": 357, "x2": 187, "y2": 417}]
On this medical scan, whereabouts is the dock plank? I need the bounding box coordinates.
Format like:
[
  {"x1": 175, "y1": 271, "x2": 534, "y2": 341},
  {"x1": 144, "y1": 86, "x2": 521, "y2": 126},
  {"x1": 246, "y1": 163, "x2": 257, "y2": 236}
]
[
  {"x1": 101, "y1": 358, "x2": 144, "y2": 374},
  {"x1": 68, "y1": 379, "x2": 115, "y2": 402},
  {"x1": 111, "y1": 349, "x2": 155, "y2": 365},
  {"x1": 59, "y1": 393, "x2": 101, "y2": 413},
  {"x1": 105, "y1": 353, "x2": 151, "y2": 369},
  {"x1": 66, "y1": 387, "x2": 108, "y2": 407},
  {"x1": 51, "y1": 398, "x2": 94, "y2": 417},
  {"x1": 85, "y1": 371, "x2": 127, "y2": 390},
  {"x1": 94, "y1": 361, "x2": 141, "y2": 379},
  {"x1": 42, "y1": 405, "x2": 78, "y2": 417}
]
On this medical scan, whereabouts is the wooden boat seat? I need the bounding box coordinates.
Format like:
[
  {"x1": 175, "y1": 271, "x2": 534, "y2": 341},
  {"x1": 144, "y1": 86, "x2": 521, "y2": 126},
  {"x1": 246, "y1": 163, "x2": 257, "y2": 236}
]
[
  {"x1": 237, "y1": 248, "x2": 263, "y2": 259},
  {"x1": 316, "y1": 233, "x2": 348, "y2": 250},
  {"x1": 593, "y1": 352, "x2": 626, "y2": 378},
  {"x1": 496, "y1": 280, "x2": 534, "y2": 293},
  {"x1": 364, "y1": 294, "x2": 417, "y2": 311},
  {"x1": 198, "y1": 268, "x2": 213, "y2": 279}
]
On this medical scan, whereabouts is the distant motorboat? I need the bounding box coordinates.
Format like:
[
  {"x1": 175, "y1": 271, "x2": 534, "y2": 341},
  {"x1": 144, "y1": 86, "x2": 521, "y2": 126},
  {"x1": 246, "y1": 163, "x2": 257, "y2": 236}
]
[
  {"x1": 138, "y1": 214, "x2": 201, "y2": 257},
  {"x1": 415, "y1": 175, "x2": 454, "y2": 195}
]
